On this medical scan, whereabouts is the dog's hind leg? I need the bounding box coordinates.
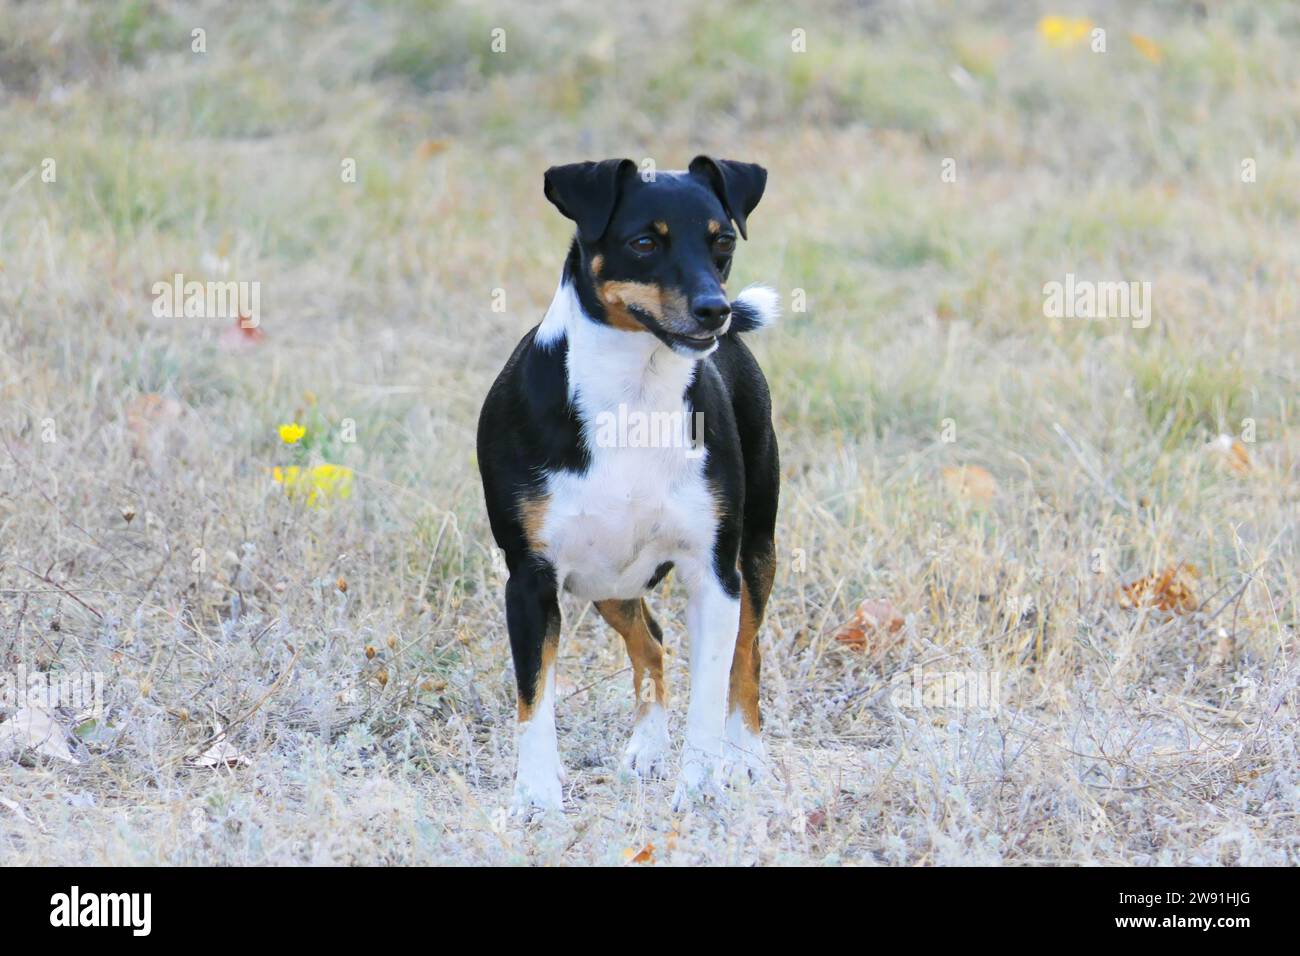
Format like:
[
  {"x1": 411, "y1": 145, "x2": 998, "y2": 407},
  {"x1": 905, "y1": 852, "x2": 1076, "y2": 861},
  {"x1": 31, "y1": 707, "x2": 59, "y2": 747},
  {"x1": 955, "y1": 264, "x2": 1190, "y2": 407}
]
[
  {"x1": 508, "y1": 565, "x2": 564, "y2": 815},
  {"x1": 727, "y1": 539, "x2": 774, "y2": 780},
  {"x1": 595, "y1": 598, "x2": 669, "y2": 778}
]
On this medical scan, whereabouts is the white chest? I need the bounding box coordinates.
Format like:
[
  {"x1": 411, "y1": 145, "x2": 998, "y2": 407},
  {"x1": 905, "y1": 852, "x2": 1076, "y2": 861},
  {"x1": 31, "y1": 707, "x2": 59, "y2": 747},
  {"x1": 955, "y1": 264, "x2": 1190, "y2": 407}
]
[{"x1": 531, "y1": 287, "x2": 718, "y2": 600}]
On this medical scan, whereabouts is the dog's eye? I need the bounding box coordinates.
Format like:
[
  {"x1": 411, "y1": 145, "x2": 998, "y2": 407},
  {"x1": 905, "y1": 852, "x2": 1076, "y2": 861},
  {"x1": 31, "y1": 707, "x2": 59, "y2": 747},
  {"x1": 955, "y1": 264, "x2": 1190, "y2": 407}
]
[
  {"x1": 714, "y1": 234, "x2": 736, "y2": 254},
  {"x1": 628, "y1": 236, "x2": 658, "y2": 255}
]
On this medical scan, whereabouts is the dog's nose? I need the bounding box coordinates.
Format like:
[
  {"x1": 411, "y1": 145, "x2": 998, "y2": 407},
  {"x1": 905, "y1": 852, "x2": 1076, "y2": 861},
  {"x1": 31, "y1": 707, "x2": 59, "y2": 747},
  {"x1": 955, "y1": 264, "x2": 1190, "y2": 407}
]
[{"x1": 691, "y1": 296, "x2": 731, "y2": 331}]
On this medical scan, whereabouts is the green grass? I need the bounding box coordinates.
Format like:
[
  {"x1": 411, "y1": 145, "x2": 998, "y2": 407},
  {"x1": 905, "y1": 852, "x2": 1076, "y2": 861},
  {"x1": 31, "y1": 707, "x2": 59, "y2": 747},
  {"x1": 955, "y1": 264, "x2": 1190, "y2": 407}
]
[{"x1": 1130, "y1": 349, "x2": 1250, "y2": 449}]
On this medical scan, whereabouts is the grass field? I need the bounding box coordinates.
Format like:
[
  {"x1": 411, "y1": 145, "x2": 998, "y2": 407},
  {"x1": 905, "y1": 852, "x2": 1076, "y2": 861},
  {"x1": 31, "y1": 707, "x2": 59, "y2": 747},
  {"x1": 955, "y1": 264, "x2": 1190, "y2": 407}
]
[{"x1": 1, "y1": 0, "x2": 1297, "y2": 865}]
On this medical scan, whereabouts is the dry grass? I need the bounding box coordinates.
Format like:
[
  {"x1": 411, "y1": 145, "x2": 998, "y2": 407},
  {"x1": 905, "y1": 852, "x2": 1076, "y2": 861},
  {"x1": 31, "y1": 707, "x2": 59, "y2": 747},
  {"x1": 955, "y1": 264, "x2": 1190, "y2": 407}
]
[{"x1": 0, "y1": 0, "x2": 1297, "y2": 865}]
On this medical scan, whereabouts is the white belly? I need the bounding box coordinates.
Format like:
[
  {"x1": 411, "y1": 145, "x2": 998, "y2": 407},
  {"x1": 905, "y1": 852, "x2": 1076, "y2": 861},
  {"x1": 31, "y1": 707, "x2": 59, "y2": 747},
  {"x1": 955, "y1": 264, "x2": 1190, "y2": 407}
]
[{"x1": 538, "y1": 445, "x2": 716, "y2": 601}]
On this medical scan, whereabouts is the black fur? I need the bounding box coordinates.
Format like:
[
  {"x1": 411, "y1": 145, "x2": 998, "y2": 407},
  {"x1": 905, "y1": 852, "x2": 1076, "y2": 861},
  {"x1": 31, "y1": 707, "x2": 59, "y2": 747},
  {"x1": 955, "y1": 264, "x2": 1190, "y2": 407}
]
[{"x1": 477, "y1": 157, "x2": 779, "y2": 725}]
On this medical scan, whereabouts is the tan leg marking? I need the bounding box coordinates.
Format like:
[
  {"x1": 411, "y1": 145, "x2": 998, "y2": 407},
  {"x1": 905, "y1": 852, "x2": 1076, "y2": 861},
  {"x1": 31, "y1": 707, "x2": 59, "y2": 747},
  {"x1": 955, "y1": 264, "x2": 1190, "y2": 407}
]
[
  {"x1": 729, "y1": 547, "x2": 774, "y2": 732},
  {"x1": 595, "y1": 598, "x2": 666, "y2": 719},
  {"x1": 517, "y1": 621, "x2": 558, "y2": 722},
  {"x1": 518, "y1": 494, "x2": 550, "y2": 553}
]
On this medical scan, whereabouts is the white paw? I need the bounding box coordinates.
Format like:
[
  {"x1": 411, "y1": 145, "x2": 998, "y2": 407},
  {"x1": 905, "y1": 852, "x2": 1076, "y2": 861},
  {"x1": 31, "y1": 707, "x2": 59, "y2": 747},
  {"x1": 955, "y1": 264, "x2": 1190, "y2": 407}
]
[
  {"x1": 671, "y1": 744, "x2": 726, "y2": 811},
  {"x1": 512, "y1": 723, "x2": 565, "y2": 819},
  {"x1": 722, "y1": 710, "x2": 768, "y2": 784},
  {"x1": 621, "y1": 706, "x2": 670, "y2": 779},
  {"x1": 511, "y1": 765, "x2": 564, "y2": 820}
]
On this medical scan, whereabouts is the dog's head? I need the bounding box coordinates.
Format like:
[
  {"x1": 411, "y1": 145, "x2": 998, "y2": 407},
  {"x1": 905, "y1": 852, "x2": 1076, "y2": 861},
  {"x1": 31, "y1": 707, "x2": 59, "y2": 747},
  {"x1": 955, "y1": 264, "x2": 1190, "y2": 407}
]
[{"x1": 544, "y1": 156, "x2": 766, "y2": 356}]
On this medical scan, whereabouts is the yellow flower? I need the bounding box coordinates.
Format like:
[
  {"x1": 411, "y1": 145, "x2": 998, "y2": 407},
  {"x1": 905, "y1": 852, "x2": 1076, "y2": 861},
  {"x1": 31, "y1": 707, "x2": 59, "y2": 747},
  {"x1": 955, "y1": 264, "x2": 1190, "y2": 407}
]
[
  {"x1": 1129, "y1": 33, "x2": 1163, "y2": 64},
  {"x1": 272, "y1": 463, "x2": 353, "y2": 506},
  {"x1": 308, "y1": 463, "x2": 354, "y2": 504},
  {"x1": 279, "y1": 422, "x2": 306, "y2": 445},
  {"x1": 1038, "y1": 15, "x2": 1093, "y2": 49}
]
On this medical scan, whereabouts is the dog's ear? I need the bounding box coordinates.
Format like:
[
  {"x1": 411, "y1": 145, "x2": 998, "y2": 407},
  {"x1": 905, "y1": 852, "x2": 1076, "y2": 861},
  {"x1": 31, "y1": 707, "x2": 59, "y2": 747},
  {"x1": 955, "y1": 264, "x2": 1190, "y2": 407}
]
[
  {"x1": 689, "y1": 156, "x2": 767, "y2": 240},
  {"x1": 544, "y1": 159, "x2": 635, "y2": 242}
]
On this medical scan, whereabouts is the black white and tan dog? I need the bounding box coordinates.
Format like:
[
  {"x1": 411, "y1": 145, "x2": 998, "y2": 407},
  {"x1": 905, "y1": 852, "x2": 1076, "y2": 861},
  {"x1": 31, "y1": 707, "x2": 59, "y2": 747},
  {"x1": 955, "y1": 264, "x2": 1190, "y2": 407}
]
[{"x1": 477, "y1": 156, "x2": 779, "y2": 813}]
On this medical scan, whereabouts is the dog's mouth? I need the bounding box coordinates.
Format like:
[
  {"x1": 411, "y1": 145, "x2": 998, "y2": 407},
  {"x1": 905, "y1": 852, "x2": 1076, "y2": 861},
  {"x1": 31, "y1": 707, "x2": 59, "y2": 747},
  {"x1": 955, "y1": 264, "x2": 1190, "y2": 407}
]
[
  {"x1": 627, "y1": 305, "x2": 720, "y2": 356},
  {"x1": 665, "y1": 329, "x2": 717, "y2": 351}
]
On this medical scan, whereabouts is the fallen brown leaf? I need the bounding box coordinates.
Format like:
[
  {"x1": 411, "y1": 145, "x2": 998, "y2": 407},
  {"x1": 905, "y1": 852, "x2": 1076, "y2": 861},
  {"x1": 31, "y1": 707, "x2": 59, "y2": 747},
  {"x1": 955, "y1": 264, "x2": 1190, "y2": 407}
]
[
  {"x1": 187, "y1": 737, "x2": 251, "y2": 770},
  {"x1": 416, "y1": 139, "x2": 450, "y2": 159},
  {"x1": 833, "y1": 597, "x2": 905, "y2": 652},
  {"x1": 623, "y1": 842, "x2": 654, "y2": 865},
  {"x1": 942, "y1": 465, "x2": 998, "y2": 503},
  {"x1": 219, "y1": 314, "x2": 265, "y2": 352},
  {"x1": 1119, "y1": 563, "x2": 1199, "y2": 614},
  {"x1": 0, "y1": 706, "x2": 80, "y2": 764}
]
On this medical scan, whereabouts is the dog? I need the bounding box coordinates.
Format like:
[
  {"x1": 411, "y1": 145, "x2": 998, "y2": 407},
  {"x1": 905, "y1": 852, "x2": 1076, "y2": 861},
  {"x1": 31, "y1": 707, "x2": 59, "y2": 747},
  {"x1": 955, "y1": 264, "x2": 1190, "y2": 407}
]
[{"x1": 476, "y1": 156, "x2": 779, "y2": 813}]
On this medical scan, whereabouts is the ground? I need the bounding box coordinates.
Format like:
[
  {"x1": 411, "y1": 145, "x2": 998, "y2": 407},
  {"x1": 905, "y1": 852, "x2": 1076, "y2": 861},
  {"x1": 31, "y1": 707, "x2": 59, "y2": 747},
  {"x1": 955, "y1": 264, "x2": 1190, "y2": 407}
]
[{"x1": 0, "y1": 0, "x2": 1297, "y2": 865}]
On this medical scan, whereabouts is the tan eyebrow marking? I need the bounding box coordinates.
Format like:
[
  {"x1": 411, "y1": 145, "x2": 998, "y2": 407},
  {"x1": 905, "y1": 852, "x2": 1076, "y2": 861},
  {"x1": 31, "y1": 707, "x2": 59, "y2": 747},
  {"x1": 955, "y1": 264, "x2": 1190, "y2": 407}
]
[
  {"x1": 653, "y1": 220, "x2": 669, "y2": 236},
  {"x1": 590, "y1": 254, "x2": 604, "y2": 277},
  {"x1": 707, "y1": 219, "x2": 721, "y2": 234}
]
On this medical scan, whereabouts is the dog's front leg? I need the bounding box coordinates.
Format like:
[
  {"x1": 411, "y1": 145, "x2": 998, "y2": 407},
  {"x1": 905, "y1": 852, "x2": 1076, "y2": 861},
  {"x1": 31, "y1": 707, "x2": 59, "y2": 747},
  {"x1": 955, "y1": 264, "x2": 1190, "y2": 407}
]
[
  {"x1": 674, "y1": 570, "x2": 742, "y2": 809},
  {"x1": 506, "y1": 565, "x2": 564, "y2": 816}
]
